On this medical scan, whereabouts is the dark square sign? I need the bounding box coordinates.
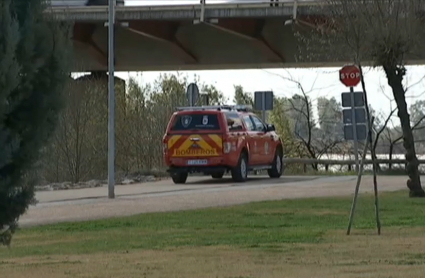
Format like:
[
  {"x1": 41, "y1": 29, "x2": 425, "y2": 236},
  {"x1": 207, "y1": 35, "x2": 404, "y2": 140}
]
[
  {"x1": 343, "y1": 108, "x2": 366, "y2": 124},
  {"x1": 344, "y1": 124, "x2": 367, "y2": 141},
  {"x1": 254, "y1": 91, "x2": 274, "y2": 111},
  {"x1": 341, "y1": 92, "x2": 365, "y2": 108}
]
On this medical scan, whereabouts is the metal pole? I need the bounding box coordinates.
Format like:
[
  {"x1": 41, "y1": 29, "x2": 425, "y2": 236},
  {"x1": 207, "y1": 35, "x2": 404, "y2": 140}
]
[
  {"x1": 108, "y1": 0, "x2": 116, "y2": 199},
  {"x1": 200, "y1": 0, "x2": 205, "y2": 22},
  {"x1": 261, "y1": 92, "x2": 266, "y2": 122},
  {"x1": 357, "y1": 64, "x2": 381, "y2": 235},
  {"x1": 350, "y1": 87, "x2": 359, "y2": 172},
  {"x1": 346, "y1": 129, "x2": 370, "y2": 235},
  {"x1": 189, "y1": 88, "x2": 193, "y2": 107}
]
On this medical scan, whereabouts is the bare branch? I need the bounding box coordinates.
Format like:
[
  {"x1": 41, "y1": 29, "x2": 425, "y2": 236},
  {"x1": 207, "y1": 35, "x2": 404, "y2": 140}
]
[{"x1": 373, "y1": 108, "x2": 397, "y2": 151}]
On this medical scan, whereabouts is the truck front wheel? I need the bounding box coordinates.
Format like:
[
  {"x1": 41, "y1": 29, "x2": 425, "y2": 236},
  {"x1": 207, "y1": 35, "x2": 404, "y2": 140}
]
[
  {"x1": 268, "y1": 151, "x2": 283, "y2": 178},
  {"x1": 231, "y1": 152, "x2": 248, "y2": 182}
]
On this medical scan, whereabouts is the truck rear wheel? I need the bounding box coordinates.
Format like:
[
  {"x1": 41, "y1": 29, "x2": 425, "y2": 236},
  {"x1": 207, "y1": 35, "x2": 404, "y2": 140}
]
[
  {"x1": 171, "y1": 172, "x2": 188, "y2": 184},
  {"x1": 231, "y1": 152, "x2": 248, "y2": 182}
]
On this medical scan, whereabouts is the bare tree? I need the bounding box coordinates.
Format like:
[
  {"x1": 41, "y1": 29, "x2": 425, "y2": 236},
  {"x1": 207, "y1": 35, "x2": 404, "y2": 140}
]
[
  {"x1": 48, "y1": 79, "x2": 108, "y2": 183},
  {"x1": 37, "y1": 73, "x2": 230, "y2": 184},
  {"x1": 115, "y1": 77, "x2": 152, "y2": 173},
  {"x1": 295, "y1": 0, "x2": 425, "y2": 197},
  {"x1": 277, "y1": 74, "x2": 344, "y2": 170},
  {"x1": 383, "y1": 127, "x2": 403, "y2": 168},
  {"x1": 372, "y1": 108, "x2": 397, "y2": 171}
]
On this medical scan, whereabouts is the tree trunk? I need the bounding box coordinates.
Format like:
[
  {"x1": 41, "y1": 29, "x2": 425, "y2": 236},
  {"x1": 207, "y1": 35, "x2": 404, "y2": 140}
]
[
  {"x1": 384, "y1": 66, "x2": 425, "y2": 197},
  {"x1": 389, "y1": 143, "x2": 393, "y2": 170},
  {"x1": 372, "y1": 152, "x2": 381, "y2": 172}
]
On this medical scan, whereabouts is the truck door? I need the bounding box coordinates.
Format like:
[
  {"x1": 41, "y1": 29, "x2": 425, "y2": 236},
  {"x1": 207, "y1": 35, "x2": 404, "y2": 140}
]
[
  {"x1": 242, "y1": 115, "x2": 261, "y2": 165},
  {"x1": 250, "y1": 115, "x2": 270, "y2": 164}
]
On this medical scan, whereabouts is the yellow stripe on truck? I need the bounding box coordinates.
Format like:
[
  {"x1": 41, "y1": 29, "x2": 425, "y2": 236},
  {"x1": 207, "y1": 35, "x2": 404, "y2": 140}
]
[
  {"x1": 208, "y1": 134, "x2": 222, "y2": 148},
  {"x1": 172, "y1": 134, "x2": 219, "y2": 157},
  {"x1": 167, "y1": 135, "x2": 182, "y2": 149},
  {"x1": 177, "y1": 135, "x2": 213, "y2": 154}
]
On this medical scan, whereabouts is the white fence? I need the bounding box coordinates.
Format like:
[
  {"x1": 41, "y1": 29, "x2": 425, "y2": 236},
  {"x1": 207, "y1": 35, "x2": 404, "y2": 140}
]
[{"x1": 283, "y1": 155, "x2": 425, "y2": 173}]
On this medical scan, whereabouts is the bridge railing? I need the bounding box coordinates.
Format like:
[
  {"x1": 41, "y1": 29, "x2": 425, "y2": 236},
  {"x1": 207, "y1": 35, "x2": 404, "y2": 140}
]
[
  {"x1": 45, "y1": 0, "x2": 322, "y2": 21},
  {"x1": 48, "y1": 0, "x2": 320, "y2": 9}
]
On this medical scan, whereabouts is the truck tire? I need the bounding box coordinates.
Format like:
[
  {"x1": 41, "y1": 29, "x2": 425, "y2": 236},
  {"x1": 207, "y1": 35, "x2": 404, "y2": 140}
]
[
  {"x1": 268, "y1": 151, "x2": 283, "y2": 178},
  {"x1": 171, "y1": 172, "x2": 188, "y2": 184},
  {"x1": 231, "y1": 152, "x2": 248, "y2": 182},
  {"x1": 211, "y1": 172, "x2": 224, "y2": 179}
]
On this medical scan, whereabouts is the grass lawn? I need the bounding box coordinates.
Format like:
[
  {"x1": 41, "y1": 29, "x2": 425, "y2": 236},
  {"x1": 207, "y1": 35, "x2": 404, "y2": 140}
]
[{"x1": 1, "y1": 190, "x2": 425, "y2": 278}]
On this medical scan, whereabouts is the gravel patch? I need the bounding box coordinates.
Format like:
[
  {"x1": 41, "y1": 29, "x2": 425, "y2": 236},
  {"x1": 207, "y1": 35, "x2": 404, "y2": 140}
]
[{"x1": 35, "y1": 174, "x2": 162, "y2": 191}]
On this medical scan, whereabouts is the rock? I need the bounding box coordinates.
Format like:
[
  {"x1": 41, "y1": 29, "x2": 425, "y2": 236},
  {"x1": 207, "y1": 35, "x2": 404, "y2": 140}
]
[
  {"x1": 34, "y1": 173, "x2": 162, "y2": 191},
  {"x1": 35, "y1": 185, "x2": 53, "y2": 191},
  {"x1": 51, "y1": 182, "x2": 73, "y2": 190},
  {"x1": 121, "y1": 178, "x2": 135, "y2": 185},
  {"x1": 143, "y1": 175, "x2": 156, "y2": 182},
  {"x1": 86, "y1": 180, "x2": 104, "y2": 188}
]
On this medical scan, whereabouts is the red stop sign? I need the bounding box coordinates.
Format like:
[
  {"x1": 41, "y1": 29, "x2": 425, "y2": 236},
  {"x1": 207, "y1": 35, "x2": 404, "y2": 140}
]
[{"x1": 339, "y1": 65, "x2": 361, "y2": 87}]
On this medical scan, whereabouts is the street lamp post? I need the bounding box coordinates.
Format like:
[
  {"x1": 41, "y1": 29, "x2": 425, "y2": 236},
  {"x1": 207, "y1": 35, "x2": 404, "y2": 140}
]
[{"x1": 108, "y1": 0, "x2": 116, "y2": 199}]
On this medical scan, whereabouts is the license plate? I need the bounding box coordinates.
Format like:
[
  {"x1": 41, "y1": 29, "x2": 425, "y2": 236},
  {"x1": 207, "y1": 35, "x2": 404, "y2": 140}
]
[{"x1": 187, "y1": 159, "x2": 208, "y2": 165}]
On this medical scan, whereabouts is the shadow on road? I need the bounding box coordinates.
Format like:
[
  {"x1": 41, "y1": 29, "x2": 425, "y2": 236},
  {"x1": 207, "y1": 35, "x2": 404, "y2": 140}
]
[{"x1": 185, "y1": 176, "x2": 318, "y2": 186}]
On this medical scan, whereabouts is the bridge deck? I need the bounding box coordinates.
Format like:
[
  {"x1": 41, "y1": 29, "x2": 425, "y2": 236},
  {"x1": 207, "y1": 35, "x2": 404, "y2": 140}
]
[{"x1": 46, "y1": 2, "x2": 425, "y2": 72}]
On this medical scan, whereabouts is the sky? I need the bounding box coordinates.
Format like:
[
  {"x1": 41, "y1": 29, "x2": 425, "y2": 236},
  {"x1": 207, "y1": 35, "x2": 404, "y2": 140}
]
[{"x1": 115, "y1": 66, "x2": 425, "y2": 127}]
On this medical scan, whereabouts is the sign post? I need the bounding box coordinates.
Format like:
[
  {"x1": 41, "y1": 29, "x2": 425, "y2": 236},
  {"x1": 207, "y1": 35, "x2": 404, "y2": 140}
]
[
  {"x1": 262, "y1": 92, "x2": 266, "y2": 122},
  {"x1": 186, "y1": 83, "x2": 200, "y2": 106},
  {"x1": 341, "y1": 65, "x2": 381, "y2": 236},
  {"x1": 107, "y1": 0, "x2": 116, "y2": 199},
  {"x1": 350, "y1": 86, "x2": 358, "y2": 171},
  {"x1": 202, "y1": 94, "x2": 210, "y2": 105},
  {"x1": 340, "y1": 65, "x2": 363, "y2": 172},
  {"x1": 254, "y1": 91, "x2": 274, "y2": 122}
]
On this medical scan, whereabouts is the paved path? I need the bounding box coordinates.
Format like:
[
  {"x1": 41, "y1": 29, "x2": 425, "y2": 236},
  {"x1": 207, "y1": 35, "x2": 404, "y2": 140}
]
[{"x1": 19, "y1": 175, "x2": 411, "y2": 227}]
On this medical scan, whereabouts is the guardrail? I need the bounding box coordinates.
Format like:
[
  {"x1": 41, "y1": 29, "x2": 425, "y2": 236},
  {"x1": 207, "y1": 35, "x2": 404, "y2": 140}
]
[
  {"x1": 45, "y1": 0, "x2": 315, "y2": 21},
  {"x1": 282, "y1": 158, "x2": 425, "y2": 172},
  {"x1": 49, "y1": 0, "x2": 321, "y2": 8},
  {"x1": 47, "y1": 0, "x2": 321, "y2": 11}
]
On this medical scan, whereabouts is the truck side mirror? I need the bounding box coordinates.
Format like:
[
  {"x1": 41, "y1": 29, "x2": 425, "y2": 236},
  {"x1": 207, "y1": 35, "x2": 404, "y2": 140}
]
[{"x1": 266, "y1": 124, "x2": 275, "y2": 132}]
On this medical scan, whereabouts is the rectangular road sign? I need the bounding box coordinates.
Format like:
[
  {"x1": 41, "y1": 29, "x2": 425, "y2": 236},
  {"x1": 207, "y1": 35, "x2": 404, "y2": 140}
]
[
  {"x1": 343, "y1": 108, "x2": 366, "y2": 124},
  {"x1": 344, "y1": 124, "x2": 367, "y2": 141},
  {"x1": 254, "y1": 91, "x2": 274, "y2": 111},
  {"x1": 341, "y1": 92, "x2": 365, "y2": 107}
]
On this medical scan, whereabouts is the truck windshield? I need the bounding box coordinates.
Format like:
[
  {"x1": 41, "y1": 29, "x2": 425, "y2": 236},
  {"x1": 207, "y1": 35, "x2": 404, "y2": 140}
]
[{"x1": 170, "y1": 114, "x2": 220, "y2": 131}]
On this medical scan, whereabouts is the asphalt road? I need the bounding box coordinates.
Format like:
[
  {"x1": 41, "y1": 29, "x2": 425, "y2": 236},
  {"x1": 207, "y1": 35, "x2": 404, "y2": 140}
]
[{"x1": 19, "y1": 175, "x2": 409, "y2": 227}]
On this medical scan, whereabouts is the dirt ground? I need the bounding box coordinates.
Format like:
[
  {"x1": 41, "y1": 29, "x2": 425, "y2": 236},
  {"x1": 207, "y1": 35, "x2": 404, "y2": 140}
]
[{"x1": 2, "y1": 228, "x2": 425, "y2": 278}]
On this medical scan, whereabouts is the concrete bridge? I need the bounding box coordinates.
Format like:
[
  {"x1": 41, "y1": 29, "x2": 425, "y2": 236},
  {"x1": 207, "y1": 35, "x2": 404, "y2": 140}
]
[
  {"x1": 47, "y1": 0, "x2": 330, "y2": 72},
  {"x1": 47, "y1": 0, "x2": 425, "y2": 72}
]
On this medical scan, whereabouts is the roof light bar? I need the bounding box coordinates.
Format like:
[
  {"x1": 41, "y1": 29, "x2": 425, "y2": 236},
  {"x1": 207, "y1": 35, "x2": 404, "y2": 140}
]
[
  {"x1": 233, "y1": 104, "x2": 253, "y2": 112},
  {"x1": 176, "y1": 105, "x2": 229, "y2": 111},
  {"x1": 176, "y1": 105, "x2": 253, "y2": 112}
]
